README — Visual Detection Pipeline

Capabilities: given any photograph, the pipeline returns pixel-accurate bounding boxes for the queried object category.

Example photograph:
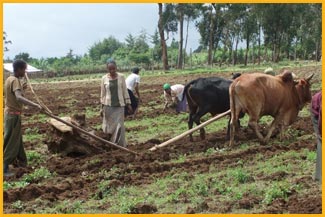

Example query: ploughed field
[4,65,322,213]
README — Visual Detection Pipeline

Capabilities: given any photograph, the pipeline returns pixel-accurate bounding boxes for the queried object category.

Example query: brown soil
[3,65,322,213]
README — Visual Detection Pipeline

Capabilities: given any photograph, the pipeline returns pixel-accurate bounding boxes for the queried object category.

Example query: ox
[183,75,242,142]
[229,71,313,146]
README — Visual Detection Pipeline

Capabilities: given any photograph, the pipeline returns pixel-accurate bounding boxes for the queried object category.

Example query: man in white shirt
[125,67,141,118]
[163,83,187,113]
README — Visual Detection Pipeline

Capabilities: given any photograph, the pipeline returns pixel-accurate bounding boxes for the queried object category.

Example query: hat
[106,58,116,65]
[163,83,171,90]
[132,67,140,74]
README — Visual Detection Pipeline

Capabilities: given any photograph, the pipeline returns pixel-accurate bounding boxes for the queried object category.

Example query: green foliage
[27,151,45,165]
[304,149,317,162]
[12,200,24,210]
[4,180,30,190]
[96,180,112,199]
[263,182,292,205]
[23,131,44,143]
[89,36,123,61]
[23,167,54,183]
[229,168,251,184]
[173,154,186,163]
[54,200,86,214]
[88,158,101,166]
[205,147,217,156]
[85,106,99,119]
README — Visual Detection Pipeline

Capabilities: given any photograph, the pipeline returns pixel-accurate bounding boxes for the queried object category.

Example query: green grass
[24,114,48,124]
[27,150,45,165]
[125,112,231,144]
[34,142,316,213]
[4,167,55,191]
[29,60,319,84]
[23,133,45,143]
[23,167,55,183]
[85,106,99,119]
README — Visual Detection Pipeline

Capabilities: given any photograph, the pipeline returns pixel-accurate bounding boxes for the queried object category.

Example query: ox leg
[229,119,235,147]
[248,118,265,144]
[193,116,205,140]
[193,106,212,140]
[229,112,241,147]
[192,110,208,140]
[264,118,282,143]
[188,113,195,142]
[226,116,239,140]
[229,118,241,147]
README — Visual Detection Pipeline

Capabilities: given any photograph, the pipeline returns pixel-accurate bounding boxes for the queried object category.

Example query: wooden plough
[25,73,138,155]
[149,110,231,151]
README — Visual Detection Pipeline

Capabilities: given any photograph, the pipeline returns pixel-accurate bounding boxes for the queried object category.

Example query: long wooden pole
[149,110,231,151]
[44,111,138,155]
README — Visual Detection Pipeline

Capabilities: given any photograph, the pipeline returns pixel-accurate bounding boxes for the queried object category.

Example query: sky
[3,3,201,59]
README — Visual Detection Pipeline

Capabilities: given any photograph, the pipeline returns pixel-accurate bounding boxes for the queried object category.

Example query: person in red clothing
[311,91,322,183]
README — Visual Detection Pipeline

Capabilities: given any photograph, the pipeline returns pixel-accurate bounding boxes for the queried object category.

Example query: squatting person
[162,83,187,114]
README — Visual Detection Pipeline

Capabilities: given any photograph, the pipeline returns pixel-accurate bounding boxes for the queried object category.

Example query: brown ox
[229,71,313,146]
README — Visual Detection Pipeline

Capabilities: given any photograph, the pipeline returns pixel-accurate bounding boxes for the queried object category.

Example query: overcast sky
[3,3,201,59]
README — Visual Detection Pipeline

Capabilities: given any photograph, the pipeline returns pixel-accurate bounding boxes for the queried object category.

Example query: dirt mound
[44,114,110,156]
[129,203,158,214]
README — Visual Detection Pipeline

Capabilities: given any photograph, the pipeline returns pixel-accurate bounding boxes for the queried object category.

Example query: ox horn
[291,72,298,79]
[305,73,314,82]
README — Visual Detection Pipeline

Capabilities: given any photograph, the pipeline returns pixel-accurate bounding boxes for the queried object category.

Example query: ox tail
[229,81,238,146]
[182,80,196,104]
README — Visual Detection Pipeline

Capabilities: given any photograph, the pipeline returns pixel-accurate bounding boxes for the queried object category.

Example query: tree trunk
[228,38,233,66]
[233,36,239,66]
[208,9,215,66]
[177,10,184,69]
[158,3,169,71]
[295,39,297,61]
[258,24,261,65]
[183,16,190,69]
[244,34,249,66]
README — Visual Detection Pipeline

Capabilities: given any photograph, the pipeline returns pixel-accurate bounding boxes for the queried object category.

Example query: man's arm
[134,83,140,101]
[14,90,41,109]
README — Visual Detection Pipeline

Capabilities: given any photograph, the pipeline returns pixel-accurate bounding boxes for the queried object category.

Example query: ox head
[295,73,314,107]
[231,72,242,80]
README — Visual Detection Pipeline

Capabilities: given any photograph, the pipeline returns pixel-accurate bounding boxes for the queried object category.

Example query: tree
[222,4,246,65]
[158,3,169,70]
[125,33,135,51]
[151,29,162,63]
[14,52,31,62]
[3,31,12,53]
[175,4,200,69]
[88,36,123,62]
[197,4,226,65]
[241,5,258,66]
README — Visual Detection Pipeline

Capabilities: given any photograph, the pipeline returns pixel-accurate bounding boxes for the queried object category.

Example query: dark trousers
[125,89,139,116]
[4,114,27,167]
[311,114,322,183]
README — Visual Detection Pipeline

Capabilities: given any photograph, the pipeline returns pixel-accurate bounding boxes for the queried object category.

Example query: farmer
[125,67,141,119]
[100,59,132,147]
[311,91,322,183]
[163,83,187,113]
[4,59,42,177]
